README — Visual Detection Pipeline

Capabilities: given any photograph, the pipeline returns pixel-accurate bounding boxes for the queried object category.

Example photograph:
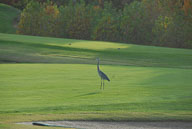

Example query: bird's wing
[100,71,110,81]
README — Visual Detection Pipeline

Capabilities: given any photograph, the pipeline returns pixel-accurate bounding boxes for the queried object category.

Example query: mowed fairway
[1,64,192,120]
[0,33,192,128]
[1,33,192,68]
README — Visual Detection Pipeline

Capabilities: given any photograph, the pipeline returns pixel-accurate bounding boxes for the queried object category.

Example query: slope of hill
[0,33,192,69]
[0,4,20,34]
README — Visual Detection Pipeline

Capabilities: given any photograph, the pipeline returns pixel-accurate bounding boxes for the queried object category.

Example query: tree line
[13,0,192,48]
[0,0,137,10]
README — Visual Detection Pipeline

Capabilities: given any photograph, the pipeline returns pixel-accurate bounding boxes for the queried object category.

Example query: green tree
[120,1,152,44]
[17,1,42,35]
[92,2,120,42]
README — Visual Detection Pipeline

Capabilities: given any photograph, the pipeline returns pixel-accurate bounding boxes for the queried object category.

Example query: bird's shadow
[74,91,101,98]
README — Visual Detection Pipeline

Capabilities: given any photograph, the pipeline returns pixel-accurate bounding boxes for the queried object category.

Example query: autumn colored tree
[16,0,192,48]
[150,0,192,48]
[17,1,60,37]
[17,1,42,35]
[41,1,60,37]
[58,0,93,39]
[183,0,192,16]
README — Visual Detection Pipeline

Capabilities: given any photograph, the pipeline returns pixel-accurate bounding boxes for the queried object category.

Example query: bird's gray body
[97,58,110,90]
[97,67,110,81]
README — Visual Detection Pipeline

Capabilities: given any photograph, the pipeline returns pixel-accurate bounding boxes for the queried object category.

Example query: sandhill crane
[96,58,110,90]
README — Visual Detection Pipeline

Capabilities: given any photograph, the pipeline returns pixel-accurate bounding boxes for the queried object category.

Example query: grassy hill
[0,33,192,69]
[0,4,20,34]
[0,33,192,129]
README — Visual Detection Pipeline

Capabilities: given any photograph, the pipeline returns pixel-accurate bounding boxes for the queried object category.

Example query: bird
[96,58,110,90]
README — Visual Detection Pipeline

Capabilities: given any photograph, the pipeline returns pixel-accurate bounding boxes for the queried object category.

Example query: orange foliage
[183,0,192,15]
[94,5,100,10]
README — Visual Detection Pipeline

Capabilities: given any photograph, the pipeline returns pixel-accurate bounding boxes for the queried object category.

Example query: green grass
[0,33,192,128]
[0,4,20,33]
[0,33,192,69]
[0,64,192,115]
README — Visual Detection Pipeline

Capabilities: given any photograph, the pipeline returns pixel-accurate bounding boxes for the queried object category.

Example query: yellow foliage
[163,16,172,29]
[107,16,111,24]
[44,5,59,18]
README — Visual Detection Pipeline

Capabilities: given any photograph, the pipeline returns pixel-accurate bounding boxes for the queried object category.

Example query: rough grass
[0,4,20,34]
[0,33,192,129]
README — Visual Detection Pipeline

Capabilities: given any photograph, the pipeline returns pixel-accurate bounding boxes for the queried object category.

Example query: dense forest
[1,0,192,48]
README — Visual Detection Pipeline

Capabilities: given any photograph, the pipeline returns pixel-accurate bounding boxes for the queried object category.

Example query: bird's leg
[103,80,104,90]
[100,78,102,90]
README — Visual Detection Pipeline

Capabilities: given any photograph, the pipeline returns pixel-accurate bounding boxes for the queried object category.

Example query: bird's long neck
[97,60,100,72]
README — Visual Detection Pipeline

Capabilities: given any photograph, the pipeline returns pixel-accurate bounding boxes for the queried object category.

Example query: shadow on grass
[74,92,102,98]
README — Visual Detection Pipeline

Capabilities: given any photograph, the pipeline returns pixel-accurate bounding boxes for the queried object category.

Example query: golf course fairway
[0,33,192,129]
